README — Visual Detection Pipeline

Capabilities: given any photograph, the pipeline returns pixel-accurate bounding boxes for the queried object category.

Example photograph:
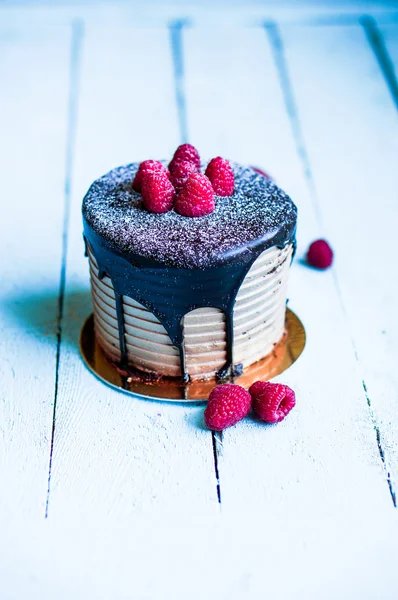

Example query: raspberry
[204,384,252,431]
[132,160,169,192]
[205,157,234,196]
[249,381,296,424]
[174,173,215,217]
[169,157,191,175]
[170,143,201,171]
[168,157,179,174]
[170,160,198,192]
[306,239,333,269]
[141,172,175,214]
[251,166,272,180]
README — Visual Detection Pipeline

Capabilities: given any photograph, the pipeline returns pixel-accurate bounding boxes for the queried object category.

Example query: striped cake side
[88,243,292,380]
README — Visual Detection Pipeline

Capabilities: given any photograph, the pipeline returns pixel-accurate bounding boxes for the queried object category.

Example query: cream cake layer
[88,243,292,380]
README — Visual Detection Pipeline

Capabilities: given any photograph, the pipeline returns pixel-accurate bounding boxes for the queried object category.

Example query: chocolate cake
[82,159,297,382]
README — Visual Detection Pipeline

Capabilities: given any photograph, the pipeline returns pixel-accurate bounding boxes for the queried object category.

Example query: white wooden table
[1,1,398,598]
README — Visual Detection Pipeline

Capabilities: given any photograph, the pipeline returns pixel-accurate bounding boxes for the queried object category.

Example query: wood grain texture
[183,24,392,513]
[1,511,398,600]
[281,21,398,505]
[0,24,70,518]
[361,17,398,110]
[379,22,398,72]
[1,2,398,32]
[381,22,398,53]
[1,3,398,598]
[47,24,218,519]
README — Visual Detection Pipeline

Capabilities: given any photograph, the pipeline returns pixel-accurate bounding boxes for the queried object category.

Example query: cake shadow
[2,286,92,352]
[185,408,208,430]
[296,256,309,268]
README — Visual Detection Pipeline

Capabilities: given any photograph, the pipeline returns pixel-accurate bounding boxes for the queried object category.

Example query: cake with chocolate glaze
[82,146,297,382]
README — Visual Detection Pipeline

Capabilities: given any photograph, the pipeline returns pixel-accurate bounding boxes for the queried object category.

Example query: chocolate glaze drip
[84,224,295,381]
[82,162,297,381]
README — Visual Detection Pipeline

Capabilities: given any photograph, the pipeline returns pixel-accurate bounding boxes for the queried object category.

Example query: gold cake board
[80,308,305,403]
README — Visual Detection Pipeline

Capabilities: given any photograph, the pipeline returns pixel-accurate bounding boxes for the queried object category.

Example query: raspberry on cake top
[83,162,296,270]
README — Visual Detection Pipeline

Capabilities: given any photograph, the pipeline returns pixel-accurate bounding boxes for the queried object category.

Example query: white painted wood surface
[0,24,70,519]
[281,20,398,504]
[47,23,218,521]
[1,3,398,599]
[184,23,393,513]
[381,22,398,64]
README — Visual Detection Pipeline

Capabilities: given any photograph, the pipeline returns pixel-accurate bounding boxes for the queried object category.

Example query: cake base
[79,309,305,403]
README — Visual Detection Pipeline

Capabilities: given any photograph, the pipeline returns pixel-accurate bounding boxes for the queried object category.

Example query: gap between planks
[265,20,396,507]
[45,19,84,519]
[360,15,398,111]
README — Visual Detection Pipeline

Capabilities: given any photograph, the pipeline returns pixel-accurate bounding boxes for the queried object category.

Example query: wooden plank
[1,3,398,33]
[0,24,71,518]
[47,23,218,519]
[0,9,397,600]
[362,17,398,110]
[2,511,398,600]
[378,22,398,69]
[183,24,391,513]
[280,21,398,506]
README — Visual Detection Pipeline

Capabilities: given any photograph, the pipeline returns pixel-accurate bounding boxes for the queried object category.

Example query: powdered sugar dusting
[82,162,297,269]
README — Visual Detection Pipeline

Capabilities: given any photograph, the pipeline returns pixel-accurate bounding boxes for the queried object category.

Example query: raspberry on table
[204,384,252,431]
[142,172,176,214]
[170,143,201,171]
[132,160,169,192]
[205,157,235,196]
[306,239,334,269]
[170,160,198,192]
[175,172,215,217]
[249,381,296,424]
